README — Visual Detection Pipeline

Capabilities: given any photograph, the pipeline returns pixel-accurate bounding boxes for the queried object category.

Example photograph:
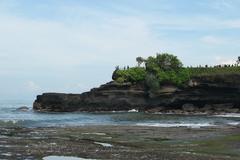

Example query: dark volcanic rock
[33,74,240,113]
[182,104,198,112]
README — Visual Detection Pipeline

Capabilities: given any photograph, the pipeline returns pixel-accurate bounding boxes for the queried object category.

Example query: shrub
[116,77,125,84]
[112,67,146,83]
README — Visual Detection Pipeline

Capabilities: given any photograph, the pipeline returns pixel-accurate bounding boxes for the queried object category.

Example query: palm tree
[136,57,145,67]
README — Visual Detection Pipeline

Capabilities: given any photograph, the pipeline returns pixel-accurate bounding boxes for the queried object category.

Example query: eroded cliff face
[33,82,148,112]
[33,74,240,113]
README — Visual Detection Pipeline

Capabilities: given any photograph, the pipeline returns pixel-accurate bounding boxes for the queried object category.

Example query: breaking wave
[214,113,240,118]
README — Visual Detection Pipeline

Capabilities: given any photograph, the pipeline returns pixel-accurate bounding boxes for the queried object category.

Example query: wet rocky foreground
[0,125,240,160]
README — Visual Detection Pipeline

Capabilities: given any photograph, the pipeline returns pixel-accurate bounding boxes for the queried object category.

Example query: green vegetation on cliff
[189,66,240,76]
[112,53,240,91]
[112,53,190,90]
[112,67,146,83]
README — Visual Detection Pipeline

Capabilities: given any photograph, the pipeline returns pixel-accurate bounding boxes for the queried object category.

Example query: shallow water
[0,100,240,128]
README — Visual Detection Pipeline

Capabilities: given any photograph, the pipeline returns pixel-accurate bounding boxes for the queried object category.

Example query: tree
[112,53,189,88]
[136,57,145,67]
[155,53,183,71]
[145,56,159,73]
[237,56,240,66]
[145,53,183,73]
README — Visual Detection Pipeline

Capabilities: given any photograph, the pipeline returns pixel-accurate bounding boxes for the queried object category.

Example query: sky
[0,0,240,100]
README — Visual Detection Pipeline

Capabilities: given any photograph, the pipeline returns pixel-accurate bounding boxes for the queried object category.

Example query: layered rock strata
[33,74,240,113]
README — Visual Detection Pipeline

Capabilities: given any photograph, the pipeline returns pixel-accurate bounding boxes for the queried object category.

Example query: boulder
[202,104,213,111]
[225,108,239,113]
[145,107,165,113]
[212,103,234,111]
[182,104,197,112]
[17,106,29,112]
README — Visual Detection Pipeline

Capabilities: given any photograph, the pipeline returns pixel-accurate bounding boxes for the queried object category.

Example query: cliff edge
[33,74,240,114]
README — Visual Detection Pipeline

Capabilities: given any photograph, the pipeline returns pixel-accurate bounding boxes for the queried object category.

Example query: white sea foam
[128,109,138,112]
[0,119,21,127]
[2,119,19,124]
[136,123,215,128]
[227,122,240,126]
[0,145,12,147]
[43,156,97,160]
[1,153,12,156]
[94,142,113,147]
[214,113,240,118]
[111,111,125,113]
[82,132,106,136]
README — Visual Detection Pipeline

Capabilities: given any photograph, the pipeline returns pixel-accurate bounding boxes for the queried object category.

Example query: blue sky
[0,0,240,100]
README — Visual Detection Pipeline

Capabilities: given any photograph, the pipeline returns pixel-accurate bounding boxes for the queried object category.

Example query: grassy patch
[190,134,240,157]
[189,66,240,77]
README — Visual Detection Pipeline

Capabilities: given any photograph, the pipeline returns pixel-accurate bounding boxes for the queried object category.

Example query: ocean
[0,100,240,128]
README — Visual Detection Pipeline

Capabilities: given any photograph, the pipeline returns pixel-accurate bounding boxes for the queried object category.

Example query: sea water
[0,100,240,128]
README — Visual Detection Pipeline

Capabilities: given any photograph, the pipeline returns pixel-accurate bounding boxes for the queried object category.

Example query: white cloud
[0,10,165,98]
[25,81,41,92]
[201,36,225,45]
[224,19,240,28]
[215,56,236,65]
[151,16,240,31]
[0,1,240,99]
[212,0,234,11]
[0,13,162,72]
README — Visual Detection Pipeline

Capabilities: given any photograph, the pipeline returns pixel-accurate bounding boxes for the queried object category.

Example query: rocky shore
[33,74,240,113]
[1,125,240,160]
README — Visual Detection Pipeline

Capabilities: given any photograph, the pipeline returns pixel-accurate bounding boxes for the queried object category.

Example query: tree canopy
[112,53,190,91]
[136,57,145,67]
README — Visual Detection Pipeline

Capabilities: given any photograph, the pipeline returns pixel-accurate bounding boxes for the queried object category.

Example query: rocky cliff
[33,74,240,113]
